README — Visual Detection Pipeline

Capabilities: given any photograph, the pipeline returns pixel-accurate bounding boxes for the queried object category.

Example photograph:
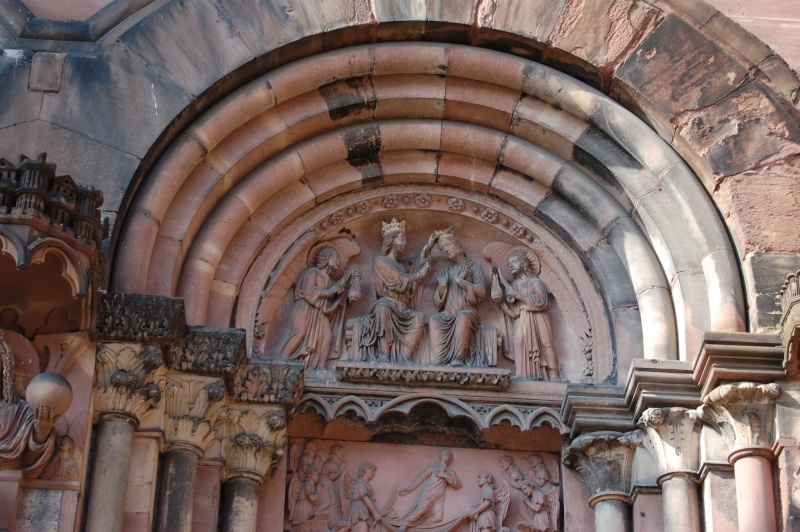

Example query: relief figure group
[272,218,566,382]
[287,441,560,532]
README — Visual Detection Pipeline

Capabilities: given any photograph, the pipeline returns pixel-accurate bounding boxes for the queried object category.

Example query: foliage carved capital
[700,381,780,450]
[94,342,164,424]
[163,374,226,455]
[563,431,641,506]
[221,405,287,484]
[638,407,702,476]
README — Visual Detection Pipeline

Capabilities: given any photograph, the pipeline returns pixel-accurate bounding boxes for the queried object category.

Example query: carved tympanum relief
[250,189,600,386]
[285,439,561,532]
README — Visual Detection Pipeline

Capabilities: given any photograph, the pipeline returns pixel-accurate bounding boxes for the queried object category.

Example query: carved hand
[32,404,57,443]
[437,269,448,286]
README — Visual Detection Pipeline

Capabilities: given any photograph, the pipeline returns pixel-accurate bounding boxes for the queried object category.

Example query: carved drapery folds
[221,406,287,484]
[563,431,640,506]
[163,375,225,455]
[638,407,702,479]
[700,381,781,450]
[94,343,164,424]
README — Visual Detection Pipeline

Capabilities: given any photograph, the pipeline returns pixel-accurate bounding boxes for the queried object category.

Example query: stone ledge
[335,361,511,390]
[623,359,701,419]
[693,331,783,396]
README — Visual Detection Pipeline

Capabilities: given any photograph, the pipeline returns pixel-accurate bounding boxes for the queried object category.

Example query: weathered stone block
[474,0,563,44]
[215,0,322,55]
[617,15,749,119]
[28,52,65,93]
[586,241,639,309]
[743,252,800,331]
[536,193,605,252]
[0,49,41,128]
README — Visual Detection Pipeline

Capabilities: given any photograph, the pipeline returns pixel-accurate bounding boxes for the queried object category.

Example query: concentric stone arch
[112,42,746,376]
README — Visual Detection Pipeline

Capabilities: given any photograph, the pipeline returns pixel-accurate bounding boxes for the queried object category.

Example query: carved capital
[168,327,245,376]
[94,343,164,425]
[94,292,186,344]
[234,360,304,407]
[163,374,226,455]
[638,407,702,478]
[700,381,781,450]
[221,405,287,484]
[563,431,640,506]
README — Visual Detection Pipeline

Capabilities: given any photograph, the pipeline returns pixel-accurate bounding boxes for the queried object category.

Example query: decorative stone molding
[94,292,186,345]
[638,407,702,480]
[221,406,287,484]
[234,360,304,407]
[336,361,511,389]
[780,271,800,377]
[163,375,226,455]
[563,431,641,506]
[561,385,634,438]
[700,382,781,450]
[693,332,783,397]
[168,327,245,376]
[94,343,164,424]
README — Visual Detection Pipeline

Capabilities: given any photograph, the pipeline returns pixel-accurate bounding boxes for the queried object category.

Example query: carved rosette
[638,407,702,481]
[221,406,287,484]
[163,375,226,455]
[169,327,245,376]
[94,292,186,344]
[563,431,641,506]
[700,382,781,451]
[235,360,304,406]
[94,343,164,424]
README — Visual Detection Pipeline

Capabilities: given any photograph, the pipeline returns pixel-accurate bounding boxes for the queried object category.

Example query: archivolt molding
[298,392,567,433]
[113,42,746,367]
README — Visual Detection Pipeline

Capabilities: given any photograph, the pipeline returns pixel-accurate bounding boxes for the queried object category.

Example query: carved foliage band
[168,327,245,376]
[94,343,164,423]
[94,292,186,344]
[235,360,304,406]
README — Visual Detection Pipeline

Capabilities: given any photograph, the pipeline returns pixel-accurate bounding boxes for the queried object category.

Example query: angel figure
[292,468,322,527]
[314,445,348,527]
[279,239,362,369]
[517,480,550,532]
[488,248,565,382]
[342,463,383,532]
[498,456,526,526]
[467,472,498,532]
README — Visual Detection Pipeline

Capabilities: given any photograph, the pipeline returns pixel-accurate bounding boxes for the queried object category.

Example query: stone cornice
[336,361,511,390]
[221,405,287,484]
[561,385,634,438]
[700,381,781,451]
[163,374,226,455]
[638,407,702,476]
[693,332,783,396]
[94,342,164,426]
[624,359,701,419]
[563,431,641,506]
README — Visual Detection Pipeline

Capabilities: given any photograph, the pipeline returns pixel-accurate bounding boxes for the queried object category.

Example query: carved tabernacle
[246,188,604,391]
[285,439,561,532]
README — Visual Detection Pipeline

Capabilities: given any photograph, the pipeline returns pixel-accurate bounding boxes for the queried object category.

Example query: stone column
[701,382,781,532]
[155,375,225,532]
[563,431,640,532]
[219,405,287,532]
[638,407,703,532]
[85,343,164,532]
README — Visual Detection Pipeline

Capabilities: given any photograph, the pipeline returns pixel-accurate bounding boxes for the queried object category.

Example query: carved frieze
[700,381,781,450]
[94,292,186,345]
[163,374,225,455]
[638,407,702,478]
[221,405,287,484]
[94,342,164,423]
[168,327,245,376]
[235,360,304,406]
[285,439,561,532]
[563,431,640,505]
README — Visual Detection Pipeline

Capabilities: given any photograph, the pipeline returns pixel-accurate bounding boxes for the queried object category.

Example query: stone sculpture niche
[253,201,596,384]
[285,439,561,532]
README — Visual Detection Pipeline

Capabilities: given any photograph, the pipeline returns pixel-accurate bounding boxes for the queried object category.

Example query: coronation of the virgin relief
[2,1,800,532]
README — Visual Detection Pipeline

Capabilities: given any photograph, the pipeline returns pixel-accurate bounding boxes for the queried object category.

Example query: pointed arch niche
[112,43,746,391]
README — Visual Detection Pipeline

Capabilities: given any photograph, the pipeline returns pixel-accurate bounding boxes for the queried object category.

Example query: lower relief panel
[284,439,562,532]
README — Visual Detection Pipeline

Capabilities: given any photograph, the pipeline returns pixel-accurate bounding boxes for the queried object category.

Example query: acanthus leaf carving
[638,407,702,476]
[235,360,304,407]
[169,327,245,376]
[563,431,641,505]
[222,406,287,483]
[163,375,226,454]
[700,381,781,450]
[94,343,164,423]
